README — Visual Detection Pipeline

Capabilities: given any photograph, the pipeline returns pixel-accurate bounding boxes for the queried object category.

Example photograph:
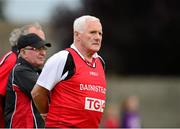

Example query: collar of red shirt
[71,43,98,67]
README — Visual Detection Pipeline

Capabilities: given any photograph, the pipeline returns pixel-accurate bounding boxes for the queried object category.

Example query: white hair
[9,22,42,47]
[73,15,100,33]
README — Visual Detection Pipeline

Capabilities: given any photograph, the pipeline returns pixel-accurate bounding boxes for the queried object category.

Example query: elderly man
[0,23,45,127]
[31,15,106,128]
[4,33,51,128]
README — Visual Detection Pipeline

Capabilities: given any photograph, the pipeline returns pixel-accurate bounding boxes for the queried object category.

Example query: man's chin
[37,62,45,67]
[92,47,100,51]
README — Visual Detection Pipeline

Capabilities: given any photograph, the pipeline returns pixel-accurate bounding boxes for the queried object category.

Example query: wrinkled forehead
[84,20,102,31]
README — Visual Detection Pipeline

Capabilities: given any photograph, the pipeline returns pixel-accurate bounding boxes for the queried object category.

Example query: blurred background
[1,0,180,127]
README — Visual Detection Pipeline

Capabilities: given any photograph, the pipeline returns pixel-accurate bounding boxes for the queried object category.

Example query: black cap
[17,33,51,50]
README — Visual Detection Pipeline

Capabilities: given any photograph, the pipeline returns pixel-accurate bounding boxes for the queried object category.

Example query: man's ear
[74,31,81,41]
[19,48,26,57]
[74,31,79,37]
[21,49,25,53]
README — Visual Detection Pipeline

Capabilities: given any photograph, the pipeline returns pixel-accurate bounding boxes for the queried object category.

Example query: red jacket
[0,51,17,96]
[0,50,18,128]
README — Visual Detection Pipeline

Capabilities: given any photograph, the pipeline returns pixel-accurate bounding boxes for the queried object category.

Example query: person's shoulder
[97,55,106,70]
[4,52,17,64]
[14,62,30,73]
[0,51,17,66]
[47,50,69,61]
[97,55,105,64]
[44,50,70,67]
[54,49,69,57]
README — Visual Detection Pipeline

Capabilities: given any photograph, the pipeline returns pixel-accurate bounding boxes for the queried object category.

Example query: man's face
[20,27,47,67]
[78,20,103,54]
[21,46,47,68]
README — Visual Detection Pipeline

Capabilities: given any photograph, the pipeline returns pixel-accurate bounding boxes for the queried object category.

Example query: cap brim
[31,41,51,48]
[45,42,51,47]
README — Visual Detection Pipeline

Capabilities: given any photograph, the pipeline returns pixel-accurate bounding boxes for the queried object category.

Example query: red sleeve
[0,52,17,96]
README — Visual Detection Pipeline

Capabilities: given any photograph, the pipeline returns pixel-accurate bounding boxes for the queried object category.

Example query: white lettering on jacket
[85,97,105,112]
[80,84,106,94]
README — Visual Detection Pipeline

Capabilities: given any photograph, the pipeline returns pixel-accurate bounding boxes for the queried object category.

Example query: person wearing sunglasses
[4,33,51,128]
[0,23,45,127]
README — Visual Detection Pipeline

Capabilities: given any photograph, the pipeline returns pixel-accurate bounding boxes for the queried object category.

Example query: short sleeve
[36,50,69,91]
